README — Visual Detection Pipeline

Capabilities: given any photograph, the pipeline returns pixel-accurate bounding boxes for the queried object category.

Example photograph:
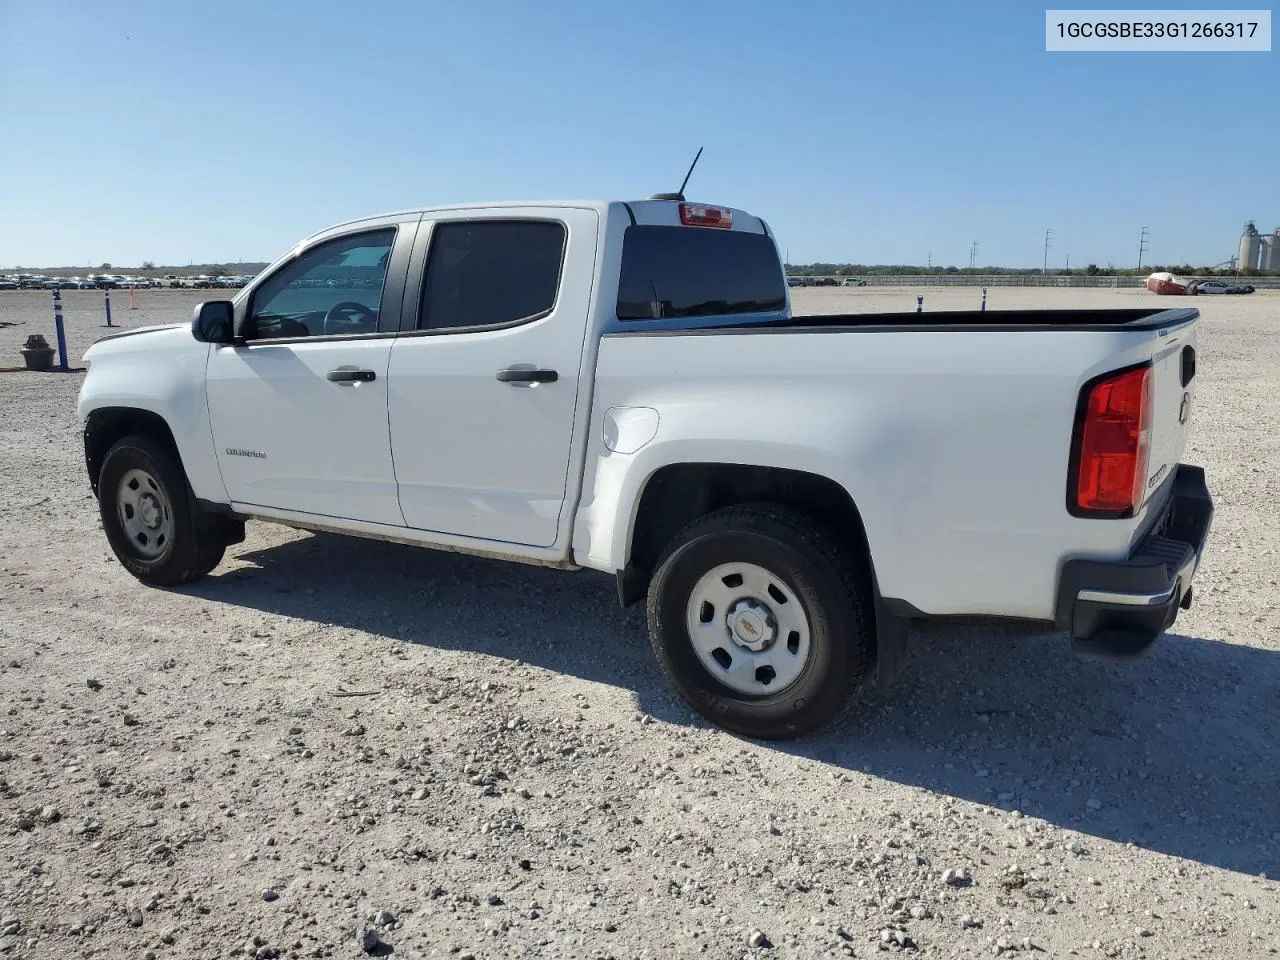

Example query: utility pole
[927,251,932,269]
[1043,229,1053,274]
[1065,254,1070,271]
[1137,226,1149,271]
[969,241,980,270]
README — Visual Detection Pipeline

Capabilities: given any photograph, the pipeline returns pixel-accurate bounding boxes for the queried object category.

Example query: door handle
[327,368,376,383]
[495,367,558,384]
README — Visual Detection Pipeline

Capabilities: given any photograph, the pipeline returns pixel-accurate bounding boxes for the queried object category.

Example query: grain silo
[1260,228,1280,272]
[1239,221,1261,270]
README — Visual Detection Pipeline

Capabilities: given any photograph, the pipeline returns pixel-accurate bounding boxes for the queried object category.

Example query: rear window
[616,225,786,321]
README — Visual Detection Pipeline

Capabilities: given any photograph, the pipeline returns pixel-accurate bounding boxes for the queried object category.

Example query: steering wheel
[323,300,378,335]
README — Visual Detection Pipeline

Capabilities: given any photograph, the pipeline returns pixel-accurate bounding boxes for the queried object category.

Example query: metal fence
[798,274,1280,289]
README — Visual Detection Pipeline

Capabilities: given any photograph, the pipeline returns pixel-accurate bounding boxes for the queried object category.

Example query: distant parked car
[77,278,100,289]
[0,278,17,290]
[1190,280,1254,295]
[842,278,868,286]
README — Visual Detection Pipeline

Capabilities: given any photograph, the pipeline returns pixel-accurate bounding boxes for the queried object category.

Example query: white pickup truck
[77,196,1214,739]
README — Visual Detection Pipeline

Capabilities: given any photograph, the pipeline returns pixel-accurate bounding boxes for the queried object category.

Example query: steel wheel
[684,561,812,696]
[647,504,875,739]
[116,467,173,559]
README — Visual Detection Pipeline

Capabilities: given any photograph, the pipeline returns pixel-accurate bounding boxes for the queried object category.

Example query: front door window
[248,229,396,339]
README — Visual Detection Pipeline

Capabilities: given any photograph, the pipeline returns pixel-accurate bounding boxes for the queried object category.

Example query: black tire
[97,434,227,586]
[645,503,875,740]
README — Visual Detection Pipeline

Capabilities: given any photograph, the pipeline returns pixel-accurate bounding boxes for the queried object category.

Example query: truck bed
[591,300,1200,621]
[737,307,1198,333]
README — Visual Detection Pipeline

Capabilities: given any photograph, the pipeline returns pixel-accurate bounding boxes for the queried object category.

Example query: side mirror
[190,301,236,344]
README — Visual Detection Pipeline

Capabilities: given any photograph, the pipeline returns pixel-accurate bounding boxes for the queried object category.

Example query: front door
[206,223,414,527]
[386,209,598,547]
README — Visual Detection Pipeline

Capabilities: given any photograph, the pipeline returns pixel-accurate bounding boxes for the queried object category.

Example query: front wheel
[645,504,875,740]
[97,435,227,585]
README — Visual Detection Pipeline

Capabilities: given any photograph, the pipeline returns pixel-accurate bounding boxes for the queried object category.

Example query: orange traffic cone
[129,286,138,310]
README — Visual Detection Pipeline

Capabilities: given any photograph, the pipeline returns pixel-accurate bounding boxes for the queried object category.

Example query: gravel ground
[0,286,1277,960]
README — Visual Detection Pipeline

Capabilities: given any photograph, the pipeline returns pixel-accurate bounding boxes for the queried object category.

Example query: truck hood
[92,321,187,344]
[82,323,192,363]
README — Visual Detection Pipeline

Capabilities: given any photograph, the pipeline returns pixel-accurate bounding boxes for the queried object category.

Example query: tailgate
[1141,323,1198,509]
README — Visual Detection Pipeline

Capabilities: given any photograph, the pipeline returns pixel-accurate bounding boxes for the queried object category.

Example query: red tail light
[1070,364,1153,517]
[679,203,733,228]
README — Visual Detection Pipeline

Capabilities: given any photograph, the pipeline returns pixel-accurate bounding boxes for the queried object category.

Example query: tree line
[5,262,270,278]
[785,263,1279,277]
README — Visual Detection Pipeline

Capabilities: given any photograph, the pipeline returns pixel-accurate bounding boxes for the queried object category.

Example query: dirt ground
[0,286,1277,960]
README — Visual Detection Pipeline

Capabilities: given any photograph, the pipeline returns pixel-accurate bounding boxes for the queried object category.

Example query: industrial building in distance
[1240,221,1280,272]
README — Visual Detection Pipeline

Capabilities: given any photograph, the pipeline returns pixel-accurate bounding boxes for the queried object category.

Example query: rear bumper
[1056,464,1213,659]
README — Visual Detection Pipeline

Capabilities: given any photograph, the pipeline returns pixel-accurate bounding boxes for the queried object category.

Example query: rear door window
[418,220,566,331]
[616,225,787,321]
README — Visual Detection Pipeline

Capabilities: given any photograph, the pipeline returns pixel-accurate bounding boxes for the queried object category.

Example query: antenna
[650,147,704,201]
[677,146,703,198]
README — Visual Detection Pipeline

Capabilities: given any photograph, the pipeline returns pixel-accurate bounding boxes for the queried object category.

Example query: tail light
[679,203,733,228]
[1069,363,1153,517]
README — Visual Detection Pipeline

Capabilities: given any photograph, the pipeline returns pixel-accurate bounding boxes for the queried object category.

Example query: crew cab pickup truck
[77,197,1214,739]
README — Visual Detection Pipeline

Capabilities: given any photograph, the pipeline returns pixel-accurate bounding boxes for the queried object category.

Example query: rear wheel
[98,435,227,585]
[646,504,875,740]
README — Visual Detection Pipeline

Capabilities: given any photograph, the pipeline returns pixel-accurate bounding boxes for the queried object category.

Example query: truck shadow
[189,531,1278,879]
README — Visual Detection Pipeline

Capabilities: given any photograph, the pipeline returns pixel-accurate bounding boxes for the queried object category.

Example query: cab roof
[310,199,770,242]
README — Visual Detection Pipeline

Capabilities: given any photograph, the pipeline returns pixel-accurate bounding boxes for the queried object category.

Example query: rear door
[386,207,599,547]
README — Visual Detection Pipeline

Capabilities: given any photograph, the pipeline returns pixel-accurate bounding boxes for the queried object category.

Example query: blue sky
[1,0,1275,268]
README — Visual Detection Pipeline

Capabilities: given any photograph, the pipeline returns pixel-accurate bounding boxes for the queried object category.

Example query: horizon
[2,1,1276,268]
[5,258,1277,278]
